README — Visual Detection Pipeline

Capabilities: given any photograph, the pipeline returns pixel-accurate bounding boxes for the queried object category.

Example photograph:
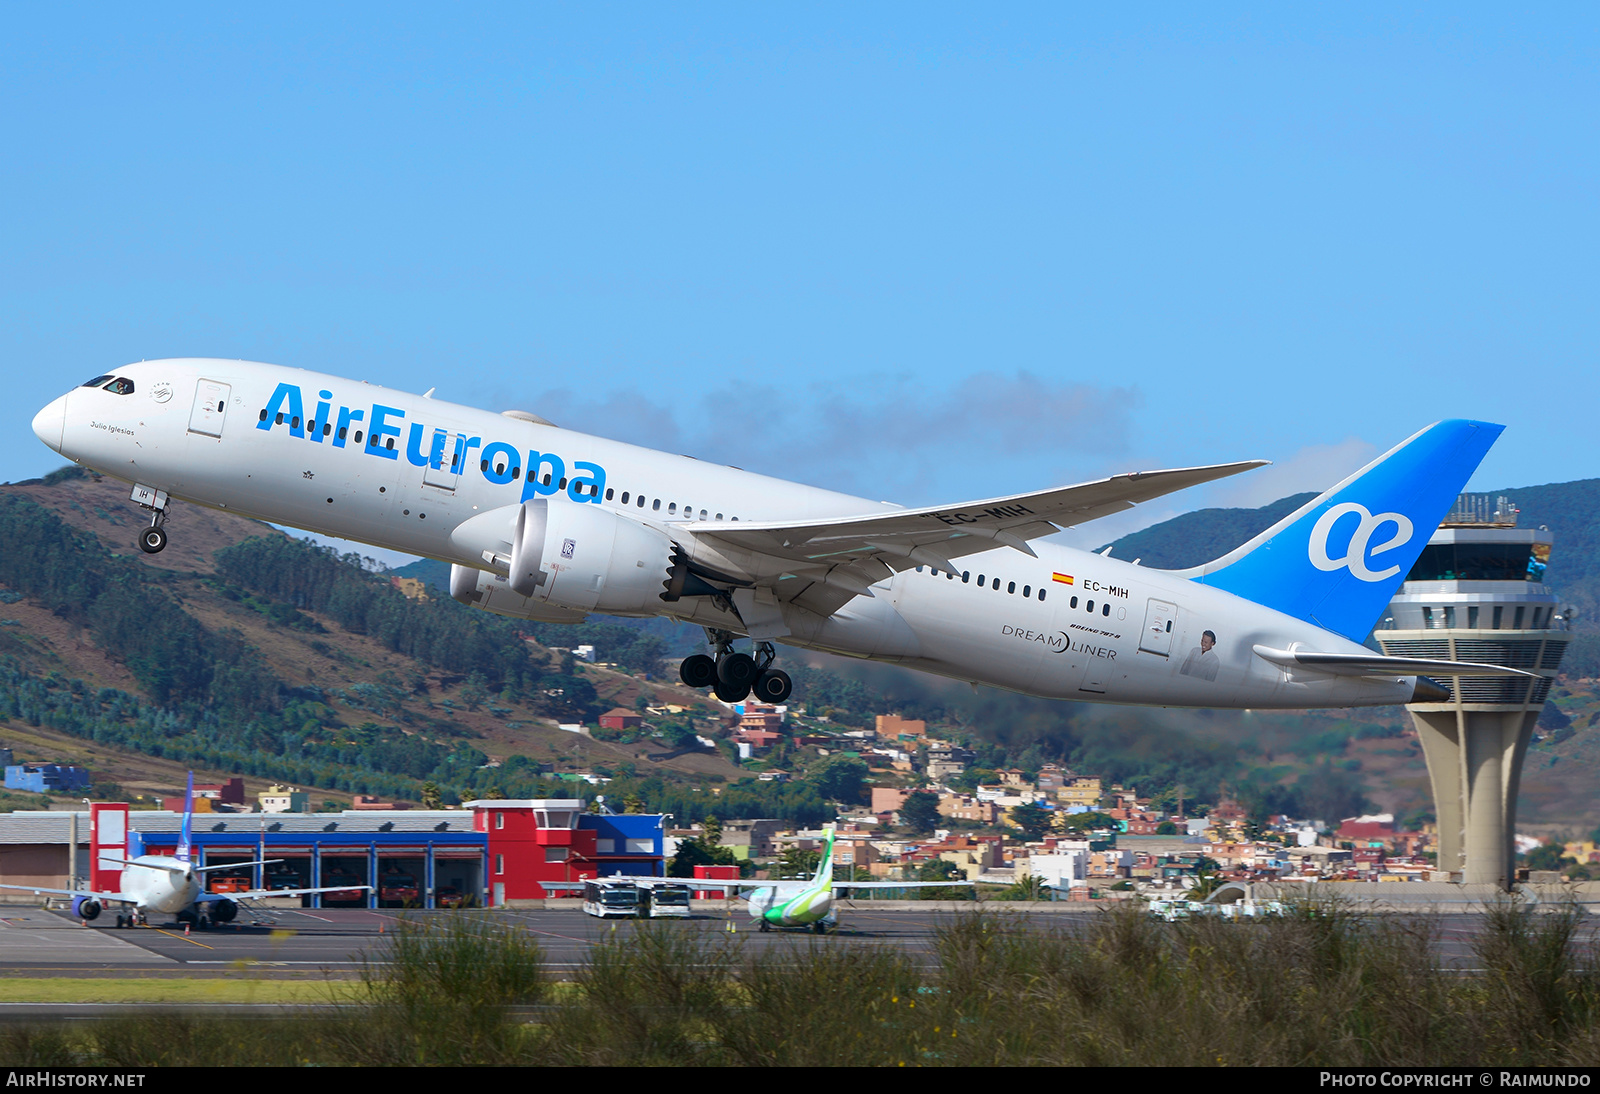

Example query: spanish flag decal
[1052,573,1073,585]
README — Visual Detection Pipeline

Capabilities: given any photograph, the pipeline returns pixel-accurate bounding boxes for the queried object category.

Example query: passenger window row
[915,565,1047,602]
[249,416,743,518]
[602,488,737,522]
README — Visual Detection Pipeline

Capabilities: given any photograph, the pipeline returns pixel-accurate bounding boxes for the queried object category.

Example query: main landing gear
[679,630,793,704]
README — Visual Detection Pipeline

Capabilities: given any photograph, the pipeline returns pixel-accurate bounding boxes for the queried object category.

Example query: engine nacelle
[449,564,590,623]
[455,500,678,617]
[209,898,238,924]
[71,896,101,921]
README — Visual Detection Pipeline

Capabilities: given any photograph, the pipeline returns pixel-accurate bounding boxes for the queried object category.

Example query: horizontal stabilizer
[1252,645,1540,679]
[198,884,373,902]
[195,859,282,873]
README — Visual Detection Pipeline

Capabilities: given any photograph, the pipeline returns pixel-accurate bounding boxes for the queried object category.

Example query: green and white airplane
[732,825,973,933]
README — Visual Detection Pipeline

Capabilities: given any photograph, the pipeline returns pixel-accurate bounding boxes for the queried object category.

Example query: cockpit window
[80,375,115,387]
[104,378,135,395]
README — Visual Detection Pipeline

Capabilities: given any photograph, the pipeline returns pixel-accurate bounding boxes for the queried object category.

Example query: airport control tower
[1374,495,1570,890]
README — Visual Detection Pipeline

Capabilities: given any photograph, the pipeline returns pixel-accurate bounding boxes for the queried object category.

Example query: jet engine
[452,500,680,617]
[209,898,238,924]
[448,565,591,623]
[71,896,101,921]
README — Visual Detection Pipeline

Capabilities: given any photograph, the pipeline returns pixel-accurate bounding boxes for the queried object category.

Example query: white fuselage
[33,359,1412,710]
[117,855,201,916]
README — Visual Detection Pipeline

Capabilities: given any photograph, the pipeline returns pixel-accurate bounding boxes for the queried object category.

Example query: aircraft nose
[32,394,67,453]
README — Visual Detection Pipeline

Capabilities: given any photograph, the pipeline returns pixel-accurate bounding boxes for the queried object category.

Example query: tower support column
[1411,708,1537,888]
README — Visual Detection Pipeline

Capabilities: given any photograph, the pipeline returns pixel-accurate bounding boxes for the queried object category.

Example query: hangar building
[0,798,664,909]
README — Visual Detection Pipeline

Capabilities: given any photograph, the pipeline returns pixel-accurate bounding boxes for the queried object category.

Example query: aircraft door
[187,379,231,438]
[422,431,462,492]
[1139,599,1177,657]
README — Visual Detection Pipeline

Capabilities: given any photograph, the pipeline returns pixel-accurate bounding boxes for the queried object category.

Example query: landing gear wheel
[679,654,717,689]
[758,920,770,933]
[813,921,828,935]
[713,679,751,703]
[753,669,792,704]
[138,527,168,554]
[717,653,759,690]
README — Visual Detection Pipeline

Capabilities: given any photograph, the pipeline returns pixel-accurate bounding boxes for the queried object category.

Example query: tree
[420,781,443,810]
[701,814,723,847]
[1009,802,1052,840]
[668,838,737,877]
[916,858,972,900]
[810,758,869,804]
[460,672,489,713]
[1186,871,1224,901]
[996,874,1048,901]
[777,846,821,878]
[899,790,942,835]
[1059,810,1118,834]
[1523,843,1567,872]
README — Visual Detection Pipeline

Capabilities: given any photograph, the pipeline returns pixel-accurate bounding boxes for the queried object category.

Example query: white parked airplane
[32,359,1531,708]
[0,773,370,927]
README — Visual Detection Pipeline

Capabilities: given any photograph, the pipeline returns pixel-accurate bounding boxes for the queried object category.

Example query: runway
[0,899,1586,979]
[0,903,974,975]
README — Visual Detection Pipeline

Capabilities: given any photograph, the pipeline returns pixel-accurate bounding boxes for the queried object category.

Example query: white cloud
[527,371,1141,499]
[1210,437,1379,509]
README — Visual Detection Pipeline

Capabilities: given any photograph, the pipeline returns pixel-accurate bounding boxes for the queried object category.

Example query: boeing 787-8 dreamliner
[31,360,1530,710]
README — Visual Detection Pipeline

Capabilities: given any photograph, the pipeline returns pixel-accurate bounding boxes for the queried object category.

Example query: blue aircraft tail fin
[176,771,194,863]
[1185,420,1503,641]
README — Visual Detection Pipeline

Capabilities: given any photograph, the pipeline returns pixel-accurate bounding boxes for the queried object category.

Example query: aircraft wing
[198,885,373,902]
[655,878,976,892]
[0,883,132,904]
[683,461,1265,619]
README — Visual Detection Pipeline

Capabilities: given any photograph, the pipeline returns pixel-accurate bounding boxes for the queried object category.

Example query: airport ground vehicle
[379,872,420,907]
[583,879,642,918]
[644,882,692,918]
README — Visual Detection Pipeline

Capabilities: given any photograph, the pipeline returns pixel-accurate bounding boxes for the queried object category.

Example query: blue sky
[4,7,1596,556]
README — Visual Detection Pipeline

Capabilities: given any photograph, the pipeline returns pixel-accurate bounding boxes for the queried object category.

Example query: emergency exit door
[188,379,231,438]
[1139,599,1177,657]
[422,431,462,492]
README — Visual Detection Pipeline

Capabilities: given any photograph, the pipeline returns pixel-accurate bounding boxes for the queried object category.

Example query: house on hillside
[599,708,643,731]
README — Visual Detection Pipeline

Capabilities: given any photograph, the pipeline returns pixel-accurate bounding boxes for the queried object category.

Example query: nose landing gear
[130,483,171,554]
[678,630,793,704]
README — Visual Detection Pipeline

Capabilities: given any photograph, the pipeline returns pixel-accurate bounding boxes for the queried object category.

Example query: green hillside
[1099,492,1317,569]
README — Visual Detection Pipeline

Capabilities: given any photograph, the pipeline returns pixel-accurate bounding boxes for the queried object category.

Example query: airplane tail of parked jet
[1184,419,1503,642]
[175,771,194,863]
